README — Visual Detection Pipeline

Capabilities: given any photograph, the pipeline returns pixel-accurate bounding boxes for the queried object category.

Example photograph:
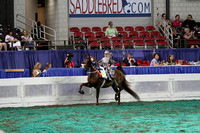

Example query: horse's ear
[88,54,91,60]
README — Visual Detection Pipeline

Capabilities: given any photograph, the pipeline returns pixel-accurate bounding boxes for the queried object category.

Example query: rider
[99,50,115,80]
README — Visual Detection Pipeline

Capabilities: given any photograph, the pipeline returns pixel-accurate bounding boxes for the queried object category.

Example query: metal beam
[166,0,170,20]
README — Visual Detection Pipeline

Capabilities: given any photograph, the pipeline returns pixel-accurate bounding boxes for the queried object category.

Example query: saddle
[99,67,115,81]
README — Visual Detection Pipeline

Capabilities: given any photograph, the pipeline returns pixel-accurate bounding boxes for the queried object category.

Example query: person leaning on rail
[43,62,52,73]
[32,62,42,77]
[122,53,138,66]
[167,54,176,65]
[150,53,163,66]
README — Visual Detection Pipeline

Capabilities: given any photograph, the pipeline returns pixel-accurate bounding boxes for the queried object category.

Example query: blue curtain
[0,49,200,71]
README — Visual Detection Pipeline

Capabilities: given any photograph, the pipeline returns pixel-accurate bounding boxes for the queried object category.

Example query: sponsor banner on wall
[69,0,151,17]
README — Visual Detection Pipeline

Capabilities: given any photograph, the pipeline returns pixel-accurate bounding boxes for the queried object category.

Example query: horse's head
[84,54,98,72]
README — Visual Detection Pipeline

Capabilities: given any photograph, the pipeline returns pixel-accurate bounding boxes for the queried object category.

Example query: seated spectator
[32,62,42,77]
[182,14,196,30]
[150,53,162,66]
[122,53,138,66]
[108,52,116,67]
[105,21,118,38]
[43,63,52,72]
[21,30,36,50]
[167,54,176,65]
[183,28,198,48]
[173,14,182,28]
[0,40,7,51]
[64,52,74,68]
[173,28,181,48]
[5,31,22,50]
[158,13,172,27]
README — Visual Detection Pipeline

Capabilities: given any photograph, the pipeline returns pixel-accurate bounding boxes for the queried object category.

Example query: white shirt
[5,35,14,43]
[21,36,33,43]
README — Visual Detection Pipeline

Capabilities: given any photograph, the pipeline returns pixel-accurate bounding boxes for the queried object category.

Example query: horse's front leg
[94,87,100,106]
[78,82,91,94]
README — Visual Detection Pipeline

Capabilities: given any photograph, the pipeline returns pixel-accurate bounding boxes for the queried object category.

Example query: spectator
[32,62,42,77]
[43,63,52,72]
[64,53,74,68]
[5,31,22,50]
[173,14,182,28]
[167,54,176,65]
[150,53,162,66]
[107,52,116,67]
[158,13,172,27]
[122,53,138,66]
[182,14,196,30]
[158,13,172,36]
[21,30,36,50]
[33,21,44,39]
[183,28,198,48]
[0,40,7,51]
[105,21,118,38]
[173,28,181,48]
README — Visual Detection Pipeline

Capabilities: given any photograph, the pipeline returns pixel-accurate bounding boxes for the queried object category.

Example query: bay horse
[78,55,140,105]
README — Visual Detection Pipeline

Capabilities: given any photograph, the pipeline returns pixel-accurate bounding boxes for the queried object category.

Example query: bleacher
[70,26,168,50]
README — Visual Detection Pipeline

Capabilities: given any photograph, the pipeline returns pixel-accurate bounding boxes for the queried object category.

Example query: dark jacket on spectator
[182,19,196,30]
[122,59,138,66]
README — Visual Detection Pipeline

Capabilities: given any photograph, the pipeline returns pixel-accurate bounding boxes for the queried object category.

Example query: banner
[69,0,151,17]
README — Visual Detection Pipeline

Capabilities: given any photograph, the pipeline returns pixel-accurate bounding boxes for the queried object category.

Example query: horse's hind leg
[116,86,124,105]
[112,85,119,101]
[78,82,91,94]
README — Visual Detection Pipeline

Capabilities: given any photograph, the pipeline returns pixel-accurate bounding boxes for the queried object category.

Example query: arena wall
[0,74,200,108]
[45,0,69,44]
[14,0,26,29]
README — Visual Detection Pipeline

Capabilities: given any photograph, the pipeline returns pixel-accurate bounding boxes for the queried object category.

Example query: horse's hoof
[78,90,85,94]
[94,103,99,106]
[115,96,118,101]
[115,94,118,101]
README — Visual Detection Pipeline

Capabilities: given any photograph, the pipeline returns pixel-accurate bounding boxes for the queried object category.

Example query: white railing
[16,14,57,49]
[16,14,38,38]
[40,24,57,47]
[0,74,200,108]
[158,21,173,48]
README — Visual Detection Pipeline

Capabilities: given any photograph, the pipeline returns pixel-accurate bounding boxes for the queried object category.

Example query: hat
[104,50,110,54]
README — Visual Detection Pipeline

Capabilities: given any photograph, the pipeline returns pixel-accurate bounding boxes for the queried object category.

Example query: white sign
[69,0,151,17]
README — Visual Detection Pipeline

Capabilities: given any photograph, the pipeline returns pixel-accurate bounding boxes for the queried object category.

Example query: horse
[78,55,140,105]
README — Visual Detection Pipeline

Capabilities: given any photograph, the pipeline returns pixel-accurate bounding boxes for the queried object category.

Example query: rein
[91,63,102,77]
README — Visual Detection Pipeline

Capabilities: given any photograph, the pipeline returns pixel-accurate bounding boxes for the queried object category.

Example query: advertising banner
[69,0,151,17]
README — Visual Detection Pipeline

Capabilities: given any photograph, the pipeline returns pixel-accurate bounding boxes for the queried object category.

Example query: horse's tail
[122,79,140,101]
[116,65,125,75]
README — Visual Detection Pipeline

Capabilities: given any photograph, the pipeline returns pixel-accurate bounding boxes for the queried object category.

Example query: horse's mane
[86,55,99,67]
